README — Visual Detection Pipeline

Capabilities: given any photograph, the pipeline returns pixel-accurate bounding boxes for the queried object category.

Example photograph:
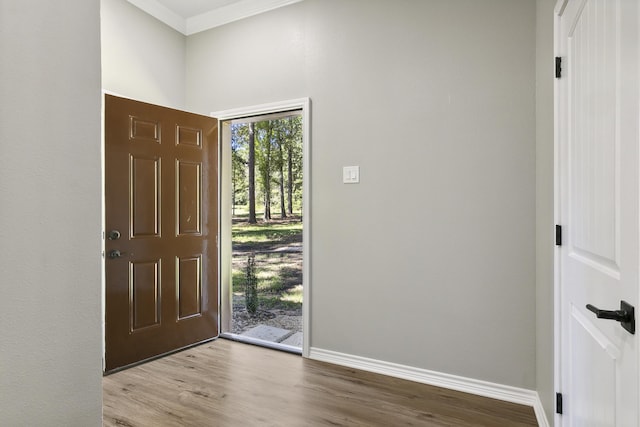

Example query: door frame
[553,1,564,425]
[212,98,311,358]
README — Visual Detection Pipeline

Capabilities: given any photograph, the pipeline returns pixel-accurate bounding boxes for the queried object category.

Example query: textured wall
[101,0,187,109]
[187,0,537,389]
[0,0,103,424]
[536,0,557,423]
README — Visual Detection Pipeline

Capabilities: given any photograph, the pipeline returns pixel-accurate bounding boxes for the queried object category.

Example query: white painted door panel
[557,0,639,425]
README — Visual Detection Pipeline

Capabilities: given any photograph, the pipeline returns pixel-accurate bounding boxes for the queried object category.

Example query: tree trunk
[248,122,257,223]
[264,189,271,220]
[232,179,236,216]
[279,143,286,219]
[287,145,293,215]
[262,122,272,221]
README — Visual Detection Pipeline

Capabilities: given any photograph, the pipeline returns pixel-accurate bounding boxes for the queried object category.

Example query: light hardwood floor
[103,339,538,426]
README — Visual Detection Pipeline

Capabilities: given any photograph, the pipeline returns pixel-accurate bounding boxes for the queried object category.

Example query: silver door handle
[108,250,122,259]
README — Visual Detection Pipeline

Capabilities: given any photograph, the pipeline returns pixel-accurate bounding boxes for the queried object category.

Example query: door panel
[557,0,638,425]
[177,255,202,319]
[130,259,161,331]
[569,306,617,426]
[105,94,218,372]
[177,161,202,235]
[131,155,161,238]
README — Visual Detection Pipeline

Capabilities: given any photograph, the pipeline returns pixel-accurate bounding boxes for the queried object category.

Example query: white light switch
[343,166,360,184]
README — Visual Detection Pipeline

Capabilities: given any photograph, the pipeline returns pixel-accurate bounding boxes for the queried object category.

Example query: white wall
[0,0,103,425]
[101,0,186,109]
[187,0,537,389]
[536,0,556,422]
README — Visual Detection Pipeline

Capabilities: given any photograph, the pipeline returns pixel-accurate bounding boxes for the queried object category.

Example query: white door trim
[212,98,311,358]
[553,2,565,425]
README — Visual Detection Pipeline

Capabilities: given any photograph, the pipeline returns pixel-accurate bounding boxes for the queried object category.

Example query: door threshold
[221,332,302,355]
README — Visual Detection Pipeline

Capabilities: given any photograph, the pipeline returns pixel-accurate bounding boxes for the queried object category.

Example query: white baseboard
[308,347,550,427]
[532,396,551,427]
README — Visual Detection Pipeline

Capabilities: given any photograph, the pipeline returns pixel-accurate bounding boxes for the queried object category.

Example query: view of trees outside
[230,115,304,340]
[231,115,303,220]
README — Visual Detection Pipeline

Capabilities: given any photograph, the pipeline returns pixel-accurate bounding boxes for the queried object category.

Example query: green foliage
[245,254,258,314]
[230,115,303,217]
[231,123,249,209]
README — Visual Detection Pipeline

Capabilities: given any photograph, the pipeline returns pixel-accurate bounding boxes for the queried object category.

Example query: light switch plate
[343,166,360,184]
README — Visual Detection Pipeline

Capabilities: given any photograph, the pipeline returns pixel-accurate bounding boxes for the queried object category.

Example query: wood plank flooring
[103,339,538,426]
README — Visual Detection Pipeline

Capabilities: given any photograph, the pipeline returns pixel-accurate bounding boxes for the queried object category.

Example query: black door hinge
[555,57,562,78]
[555,225,562,246]
[556,392,563,414]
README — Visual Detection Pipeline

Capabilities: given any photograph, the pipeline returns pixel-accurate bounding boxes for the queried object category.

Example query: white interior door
[556,0,639,425]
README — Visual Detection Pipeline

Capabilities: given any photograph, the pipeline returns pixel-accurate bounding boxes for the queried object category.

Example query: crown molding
[186,0,303,35]
[127,0,186,34]
[127,0,304,36]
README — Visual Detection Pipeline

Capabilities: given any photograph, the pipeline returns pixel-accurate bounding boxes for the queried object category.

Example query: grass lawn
[232,220,302,246]
[231,210,303,313]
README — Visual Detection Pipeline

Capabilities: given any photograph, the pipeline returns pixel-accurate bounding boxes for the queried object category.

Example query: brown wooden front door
[104,94,218,372]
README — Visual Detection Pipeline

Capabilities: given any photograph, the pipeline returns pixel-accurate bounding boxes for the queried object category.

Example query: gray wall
[187,0,537,389]
[536,0,556,422]
[0,0,554,424]
[0,0,103,425]
[101,0,187,108]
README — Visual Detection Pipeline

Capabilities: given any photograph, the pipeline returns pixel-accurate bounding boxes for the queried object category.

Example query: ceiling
[153,0,243,19]
[127,0,304,35]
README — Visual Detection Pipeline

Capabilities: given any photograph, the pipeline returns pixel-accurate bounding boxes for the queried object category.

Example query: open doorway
[216,99,310,356]
[228,112,303,351]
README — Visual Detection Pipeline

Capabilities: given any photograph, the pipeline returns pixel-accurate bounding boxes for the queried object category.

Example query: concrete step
[280,332,303,347]
[241,325,292,342]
